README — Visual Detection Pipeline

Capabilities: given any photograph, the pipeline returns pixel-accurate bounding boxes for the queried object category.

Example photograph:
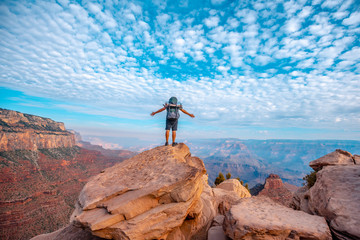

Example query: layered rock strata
[0,108,75,151]
[292,149,360,240]
[72,143,208,239]
[224,196,332,239]
[257,173,295,207]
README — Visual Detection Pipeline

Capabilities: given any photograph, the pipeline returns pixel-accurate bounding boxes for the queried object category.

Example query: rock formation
[0,110,132,240]
[223,196,331,239]
[215,179,251,198]
[256,173,296,207]
[0,108,75,151]
[309,149,355,171]
[71,143,209,239]
[292,149,360,240]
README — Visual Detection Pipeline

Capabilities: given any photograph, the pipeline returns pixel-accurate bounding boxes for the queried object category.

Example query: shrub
[226,172,231,179]
[214,172,225,185]
[303,171,317,188]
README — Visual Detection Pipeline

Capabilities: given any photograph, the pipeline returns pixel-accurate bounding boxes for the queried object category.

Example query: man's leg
[165,130,170,145]
[172,130,176,144]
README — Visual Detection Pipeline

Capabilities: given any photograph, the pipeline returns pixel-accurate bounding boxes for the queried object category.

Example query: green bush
[303,171,317,188]
[214,172,225,185]
[226,172,231,179]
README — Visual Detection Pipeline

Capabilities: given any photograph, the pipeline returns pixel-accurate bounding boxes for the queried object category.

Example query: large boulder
[309,149,355,171]
[308,165,360,239]
[293,149,360,240]
[215,179,251,198]
[71,143,208,240]
[224,196,331,239]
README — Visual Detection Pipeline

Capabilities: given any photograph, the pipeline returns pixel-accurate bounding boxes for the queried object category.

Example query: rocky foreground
[292,149,360,240]
[31,143,358,240]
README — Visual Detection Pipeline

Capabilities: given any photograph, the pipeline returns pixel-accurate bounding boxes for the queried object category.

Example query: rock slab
[309,149,355,171]
[73,143,207,240]
[224,196,331,240]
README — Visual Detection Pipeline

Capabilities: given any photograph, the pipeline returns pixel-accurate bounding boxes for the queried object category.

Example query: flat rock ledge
[309,149,356,171]
[224,196,332,240]
[72,143,207,240]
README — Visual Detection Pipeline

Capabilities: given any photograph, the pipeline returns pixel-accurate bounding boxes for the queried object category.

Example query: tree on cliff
[226,172,231,179]
[214,172,225,185]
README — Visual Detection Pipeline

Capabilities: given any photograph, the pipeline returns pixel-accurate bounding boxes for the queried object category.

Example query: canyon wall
[0,109,132,240]
[0,108,75,151]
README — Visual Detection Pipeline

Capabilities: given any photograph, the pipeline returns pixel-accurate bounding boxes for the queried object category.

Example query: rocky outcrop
[257,174,295,207]
[71,143,209,240]
[292,149,360,240]
[0,108,75,151]
[215,179,251,198]
[224,196,332,239]
[309,149,355,171]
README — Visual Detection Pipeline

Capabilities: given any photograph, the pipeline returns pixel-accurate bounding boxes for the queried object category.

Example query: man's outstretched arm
[180,108,195,118]
[151,107,166,116]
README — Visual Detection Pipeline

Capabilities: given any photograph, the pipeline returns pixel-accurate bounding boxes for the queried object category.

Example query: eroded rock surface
[293,149,360,240]
[257,174,294,207]
[215,179,251,198]
[224,196,331,240]
[309,149,355,171]
[308,165,360,239]
[72,143,207,240]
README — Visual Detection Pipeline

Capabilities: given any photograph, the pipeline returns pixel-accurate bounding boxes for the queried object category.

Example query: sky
[1,0,360,148]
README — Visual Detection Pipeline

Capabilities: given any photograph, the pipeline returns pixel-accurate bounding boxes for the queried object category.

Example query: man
[151,97,195,146]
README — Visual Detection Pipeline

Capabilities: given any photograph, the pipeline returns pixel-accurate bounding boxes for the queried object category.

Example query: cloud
[204,16,220,28]
[342,11,360,25]
[0,0,360,139]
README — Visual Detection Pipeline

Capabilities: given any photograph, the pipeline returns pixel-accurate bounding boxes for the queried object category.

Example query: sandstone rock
[73,143,207,240]
[208,226,227,240]
[291,186,312,214]
[257,174,294,207]
[308,165,360,240]
[354,154,360,164]
[31,224,103,240]
[309,149,355,171]
[215,179,251,198]
[224,196,331,240]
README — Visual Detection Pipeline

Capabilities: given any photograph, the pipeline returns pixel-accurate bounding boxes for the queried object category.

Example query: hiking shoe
[165,142,169,146]
[172,142,178,147]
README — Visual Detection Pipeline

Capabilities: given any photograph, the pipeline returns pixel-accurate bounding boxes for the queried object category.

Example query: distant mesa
[0,108,75,151]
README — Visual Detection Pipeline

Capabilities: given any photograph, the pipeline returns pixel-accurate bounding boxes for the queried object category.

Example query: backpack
[166,97,181,120]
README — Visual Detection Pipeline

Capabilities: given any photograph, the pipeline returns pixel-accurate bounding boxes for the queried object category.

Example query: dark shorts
[166,119,178,131]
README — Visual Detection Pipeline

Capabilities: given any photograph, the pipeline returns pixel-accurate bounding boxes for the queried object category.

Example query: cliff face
[0,108,75,151]
[0,109,133,240]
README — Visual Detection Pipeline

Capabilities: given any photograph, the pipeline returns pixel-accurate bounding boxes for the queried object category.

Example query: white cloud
[204,16,220,28]
[286,18,301,33]
[1,0,360,138]
[321,0,342,8]
[342,11,360,25]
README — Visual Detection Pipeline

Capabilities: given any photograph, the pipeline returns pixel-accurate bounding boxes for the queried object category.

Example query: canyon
[0,109,133,240]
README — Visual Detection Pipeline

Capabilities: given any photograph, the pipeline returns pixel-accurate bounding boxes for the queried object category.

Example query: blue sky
[1,0,360,148]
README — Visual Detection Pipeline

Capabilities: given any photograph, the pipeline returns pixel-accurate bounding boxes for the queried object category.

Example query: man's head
[169,97,178,105]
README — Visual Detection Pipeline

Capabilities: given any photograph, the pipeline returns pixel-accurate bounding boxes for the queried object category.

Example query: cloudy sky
[1,0,360,147]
